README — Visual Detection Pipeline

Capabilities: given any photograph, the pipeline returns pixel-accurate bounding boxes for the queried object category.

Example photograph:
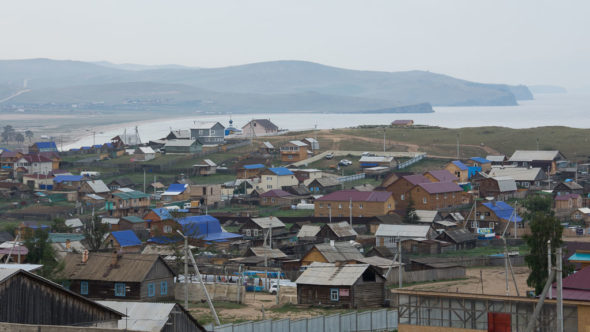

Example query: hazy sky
[1,1,588,90]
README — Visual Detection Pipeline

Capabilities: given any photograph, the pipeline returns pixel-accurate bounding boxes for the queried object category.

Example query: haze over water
[64,93,590,150]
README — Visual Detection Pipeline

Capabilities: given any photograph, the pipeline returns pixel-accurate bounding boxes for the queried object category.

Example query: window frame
[80,281,88,295]
[330,288,339,301]
[148,282,155,297]
[160,281,168,295]
[115,283,126,297]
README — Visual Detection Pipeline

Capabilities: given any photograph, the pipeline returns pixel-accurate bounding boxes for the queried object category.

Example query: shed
[317,221,358,241]
[193,159,218,176]
[163,139,201,154]
[307,177,341,194]
[437,229,478,250]
[240,216,287,238]
[296,263,385,308]
[297,225,321,241]
[134,146,156,161]
[301,242,364,265]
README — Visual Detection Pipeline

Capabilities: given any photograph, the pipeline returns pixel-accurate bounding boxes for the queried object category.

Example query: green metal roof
[121,215,145,224]
[48,233,86,243]
[113,191,150,200]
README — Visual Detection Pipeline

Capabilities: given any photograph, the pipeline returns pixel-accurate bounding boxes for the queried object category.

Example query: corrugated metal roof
[251,217,286,229]
[577,208,590,215]
[418,182,463,194]
[97,301,176,331]
[493,177,517,192]
[426,170,459,182]
[164,139,198,147]
[325,221,358,238]
[193,121,223,129]
[435,220,458,227]
[313,242,364,262]
[402,174,431,185]
[162,183,188,195]
[121,216,145,224]
[486,155,506,162]
[288,140,308,147]
[259,189,292,198]
[309,177,340,187]
[356,256,400,269]
[113,190,150,200]
[509,150,563,162]
[137,146,155,154]
[297,225,321,238]
[296,263,370,286]
[451,160,468,171]
[86,180,110,193]
[375,224,431,238]
[65,218,83,228]
[268,167,294,176]
[488,167,546,181]
[263,141,274,149]
[440,228,477,243]
[414,210,439,222]
[85,194,105,200]
[316,190,392,202]
[101,217,120,225]
[248,247,287,258]
[0,264,42,272]
[111,230,142,247]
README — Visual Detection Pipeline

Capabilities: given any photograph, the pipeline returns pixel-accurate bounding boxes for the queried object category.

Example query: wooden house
[408,182,468,210]
[472,175,517,200]
[133,146,156,161]
[384,174,431,211]
[307,177,341,194]
[466,157,492,172]
[53,174,84,191]
[436,229,477,250]
[375,224,436,249]
[296,263,385,308]
[488,167,548,189]
[0,268,122,326]
[314,190,395,218]
[554,194,583,212]
[193,159,217,176]
[424,170,459,183]
[303,137,320,151]
[571,208,590,227]
[61,252,175,301]
[445,160,469,182]
[297,225,321,242]
[79,180,110,197]
[473,201,523,234]
[259,167,299,191]
[163,139,201,154]
[317,221,358,242]
[280,140,308,163]
[241,119,279,136]
[107,177,135,191]
[236,163,265,179]
[190,121,225,145]
[259,189,301,207]
[553,181,584,197]
[300,242,364,266]
[105,189,151,217]
[508,150,566,175]
[161,183,190,202]
[117,215,148,232]
[239,216,287,239]
[103,230,143,253]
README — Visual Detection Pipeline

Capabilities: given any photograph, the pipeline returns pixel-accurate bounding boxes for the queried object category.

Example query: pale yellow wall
[579,305,590,332]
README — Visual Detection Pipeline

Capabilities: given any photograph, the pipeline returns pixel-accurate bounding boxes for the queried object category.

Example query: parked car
[269,282,280,295]
[325,152,334,160]
[338,159,352,166]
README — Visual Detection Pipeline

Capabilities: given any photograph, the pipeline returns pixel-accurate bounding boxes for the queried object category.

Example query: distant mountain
[93,61,198,71]
[529,85,567,94]
[0,58,533,113]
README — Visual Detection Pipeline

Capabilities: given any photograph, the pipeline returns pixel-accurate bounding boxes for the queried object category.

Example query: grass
[190,301,247,310]
[408,244,530,259]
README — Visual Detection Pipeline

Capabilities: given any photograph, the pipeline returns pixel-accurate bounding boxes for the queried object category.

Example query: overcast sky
[1,1,588,90]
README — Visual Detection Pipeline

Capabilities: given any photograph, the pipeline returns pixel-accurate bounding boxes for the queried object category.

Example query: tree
[523,194,572,294]
[24,229,61,279]
[51,218,69,233]
[1,125,15,142]
[25,130,34,142]
[15,133,25,144]
[83,216,109,251]
[403,197,419,224]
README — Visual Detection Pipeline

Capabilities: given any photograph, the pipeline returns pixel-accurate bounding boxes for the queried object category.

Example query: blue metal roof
[33,142,57,149]
[53,175,83,183]
[482,201,522,222]
[177,215,242,242]
[452,160,468,171]
[81,146,91,150]
[243,164,265,170]
[151,208,173,220]
[164,183,188,194]
[69,148,80,151]
[93,145,103,148]
[147,236,182,244]
[111,230,142,247]
[268,167,293,176]
[470,157,491,164]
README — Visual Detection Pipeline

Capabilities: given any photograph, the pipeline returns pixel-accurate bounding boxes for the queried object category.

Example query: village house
[466,157,492,172]
[0,268,123,327]
[14,154,54,176]
[384,174,431,211]
[236,163,265,179]
[307,177,341,194]
[571,208,590,226]
[414,210,443,224]
[103,230,143,252]
[291,168,324,185]
[391,119,414,126]
[133,146,156,161]
[280,140,308,163]
[553,181,584,197]
[176,215,241,243]
[241,119,279,136]
[314,190,395,218]
[317,221,358,242]
[239,216,287,239]
[303,137,320,151]
[161,183,190,202]
[423,170,459,183]
[61,252,176,301]
[300,242,364,266]
[297,224,321,242]
[296,263,385,308]
[554,194,583,216]
[488,167,548,188]
[189,184,222,207]
[53,174,83,191]
[193,159,217,176]
[111,132,141,148]
[163,139,201,154]
[473,201,523,234]
[508,150,566,174]
[107,177,135,191]
[190,121,225,145]
[259,189,301,207]
[472,175,517,200]
[258,167,298,191]
[28,141,58,153]
[436,228,478,250]
[22,173,53,189]
[359,156,395,169]
[165,129,191,140]
[445,160,469,182]
[105,189,151,217]
[375,224,436,249]
[79,179,110,197]
[117,215,148,232]
[408,181,467,210]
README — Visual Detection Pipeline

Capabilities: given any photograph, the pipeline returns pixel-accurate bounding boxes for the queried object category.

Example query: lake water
[63,93,590,150]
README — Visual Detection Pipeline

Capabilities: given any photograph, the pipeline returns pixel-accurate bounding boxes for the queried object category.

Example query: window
[319,203,323,208]
[246,229,251,236]
[388,204,391,209]
[338,204,342,209]
[423,197,427,204]
[211,129,215,135]
[436,194,439,200]
[163,225,172,233]
[359,203,363,209]
[288,155,293,160]
[62,280,71,290]
[80,281,89,295]
[253,229,259,236]
[271,198,275,203]
[148,283,155,297]
[160,281,168,295]
[267,185,272,189]
[266,177,272,180]
[400,194,405,201]
[330,288,339,301]
[115,283,126,297]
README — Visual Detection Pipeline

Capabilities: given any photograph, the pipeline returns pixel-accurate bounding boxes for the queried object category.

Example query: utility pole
[398,237,402,289]
[183,234,188,309]
[548,240,552,299]
[557,247,563,332]
[237,264,242,304]
[328,206,332,223]
[383,128,386,152]
[349,197,352,227]
[143,169,146,193]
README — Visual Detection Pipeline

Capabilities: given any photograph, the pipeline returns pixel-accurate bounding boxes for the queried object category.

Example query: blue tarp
[468,166,482,179]
[243,164,265,170]
[177,215,242,242]
[147,236,182,244]
[111,230,142,247]
[470,157,491,164]
[151,208,173,220]
[452,160,468,171]
[165,183,188,194]
[482,201,522,222]
[33,142,57,150]
[268,167,293,176]
[54,175,83,183]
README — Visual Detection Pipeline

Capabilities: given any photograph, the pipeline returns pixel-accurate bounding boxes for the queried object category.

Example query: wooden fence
[387,267,466,285]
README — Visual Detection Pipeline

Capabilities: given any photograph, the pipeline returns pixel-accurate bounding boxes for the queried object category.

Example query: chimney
[111,250,119,266]
[81,249,89,263]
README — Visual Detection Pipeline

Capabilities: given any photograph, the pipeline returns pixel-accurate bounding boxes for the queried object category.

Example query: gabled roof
[324,221,358,238]
[84,180,110,193]
[486,155,506,162]
[250,216,286,229]
[267,167,294,176]
[316,190,392,202]
[492,177,518,192]
[481,201,522,222]
[470,157,491,164]
[162,183,188,196]
[248,247,287,258]
[576,208,590,215]
[312,242,364,262]
[112,190,150,200]
[417,182,463,194]
[560,181,584,190]
[167,129,191,139]
[177,215,242,242]
[451,160,468,171]
[110,230,142,247]
[21,154,53,163]
[297,225,321,238]
[401,174,431,185]
[149,208,173,220]
[121,216,146,224]
[136,146,155,154]
[32,141,58,150]
[164,139,198,147]
[260,189,292,198]
[414,210,440,223]
[243,119,279,131]
[296,263,374,286]
[193,121,224,129]
[109,177,135,187]
[425,170,458,182]
[375,224,431,238]
[287,140,308,147]
[263,141,274,149]
[488,167,547,181]
[242,163,265,170]
[440,229,477,243]
[61,253,174,282]
[509,150,564,162]
[309,177,341,187]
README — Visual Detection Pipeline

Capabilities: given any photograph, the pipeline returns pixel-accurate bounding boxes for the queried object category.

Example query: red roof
[402,174,431,185]
[23,173,54,179]
[316,190,392,202]
[555,194,580,201]
[260,189,292,198]
[418,182,463,194]
[426,170,459,182]
[546,265,590,301]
